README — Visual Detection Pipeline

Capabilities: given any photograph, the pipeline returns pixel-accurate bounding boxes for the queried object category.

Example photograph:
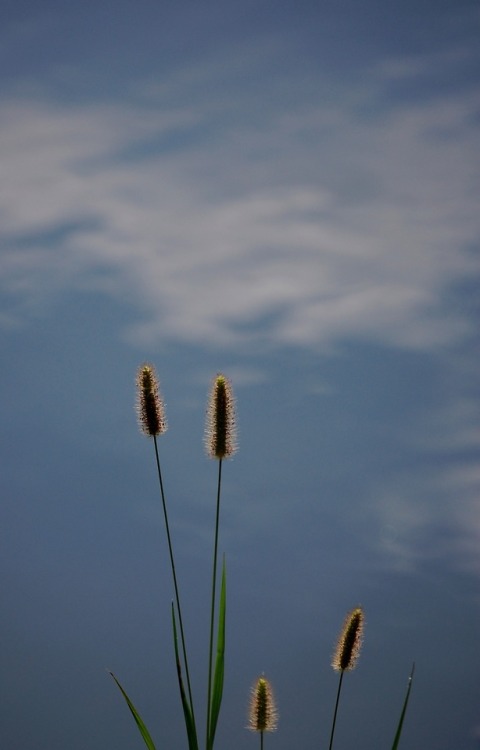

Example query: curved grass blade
[171,604,199,750]
[391,663,415,750]
[109,671,157,750]
[207,559,226,750]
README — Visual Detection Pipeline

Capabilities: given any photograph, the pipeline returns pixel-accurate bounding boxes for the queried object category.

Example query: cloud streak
[1,54,479,351]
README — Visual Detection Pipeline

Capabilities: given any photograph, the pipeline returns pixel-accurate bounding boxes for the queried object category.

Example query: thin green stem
[206,458,223,750]
[260,730,264,750]
[153,436,196,728]
[391,662,415,750]
[328,670,344,750]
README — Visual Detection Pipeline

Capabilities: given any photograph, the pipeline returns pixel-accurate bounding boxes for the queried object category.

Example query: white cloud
[0,64,479,352]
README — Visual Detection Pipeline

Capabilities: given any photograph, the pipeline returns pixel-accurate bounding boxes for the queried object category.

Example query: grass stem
[206,458,223,750]
[328,670,344,750]
[153,435,196,727]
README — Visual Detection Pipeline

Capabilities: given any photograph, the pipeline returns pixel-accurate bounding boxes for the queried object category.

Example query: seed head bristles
[248,677,278,733]
[136,364,167,437]
[205,374,237,459]
[332,607,364,672]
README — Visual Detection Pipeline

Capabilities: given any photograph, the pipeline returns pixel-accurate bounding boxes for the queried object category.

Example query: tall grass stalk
[205,374,237,750]
[136,364,196,734]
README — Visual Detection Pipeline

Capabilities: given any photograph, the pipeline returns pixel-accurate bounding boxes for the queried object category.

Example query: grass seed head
[136,364,167,437]
[332,607,364,672]
[205,373,237,459]
[248,677,278,733]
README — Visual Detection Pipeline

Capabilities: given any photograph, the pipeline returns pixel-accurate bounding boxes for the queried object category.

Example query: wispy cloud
[369,382,480,574]
[372,462,480,575]
[1,49,479,351]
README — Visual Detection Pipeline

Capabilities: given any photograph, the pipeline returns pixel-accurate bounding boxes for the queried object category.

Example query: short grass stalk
[329,607,364,750]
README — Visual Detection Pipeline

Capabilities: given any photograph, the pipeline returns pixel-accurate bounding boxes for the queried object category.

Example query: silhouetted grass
[110,365,414,749]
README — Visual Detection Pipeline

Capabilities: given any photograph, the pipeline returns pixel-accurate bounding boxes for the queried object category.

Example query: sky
[0,1,479,748]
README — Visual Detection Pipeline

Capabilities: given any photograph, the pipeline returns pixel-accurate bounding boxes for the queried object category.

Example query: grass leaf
[171,604,199,750]
[109,671,157,750]
[208,559,226,750]
[391,663,415,750]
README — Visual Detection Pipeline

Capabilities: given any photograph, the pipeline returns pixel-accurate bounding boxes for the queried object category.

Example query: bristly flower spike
[205,374,237,459]
[136,364,167,437]
[248,677,278,734]
[332,607,364,672]
[328,607,365,750]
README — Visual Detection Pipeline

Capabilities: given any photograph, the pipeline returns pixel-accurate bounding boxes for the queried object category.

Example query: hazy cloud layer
[1,52,479,351]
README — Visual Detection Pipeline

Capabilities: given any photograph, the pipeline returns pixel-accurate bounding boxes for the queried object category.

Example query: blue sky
[1,1,479,749]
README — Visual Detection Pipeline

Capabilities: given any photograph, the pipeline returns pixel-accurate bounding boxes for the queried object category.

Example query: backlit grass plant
[110,364,414,749]
[328,607,365,750]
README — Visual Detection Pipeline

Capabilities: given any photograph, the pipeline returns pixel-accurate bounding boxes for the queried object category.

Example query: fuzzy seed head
[136,364,167,437]
[248,677,278,733]
[205,374,237,459]
[332,607,364,672]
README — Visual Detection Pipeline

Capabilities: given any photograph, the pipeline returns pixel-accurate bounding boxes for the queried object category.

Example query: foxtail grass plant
[110,364,414,750]
[204,374,237,750]
[248,676,278,750]
[137,364,196,739]
[328,606,365,750]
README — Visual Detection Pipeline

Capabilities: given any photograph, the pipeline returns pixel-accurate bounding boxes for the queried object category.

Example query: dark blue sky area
[0,1,479,749]
[2,0,477,93]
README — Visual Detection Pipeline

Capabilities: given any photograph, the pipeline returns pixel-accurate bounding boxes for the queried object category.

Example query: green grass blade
[208,559,226,750]
[391,663,415,750]
[171,604,199,750]
[109,671,157,750]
